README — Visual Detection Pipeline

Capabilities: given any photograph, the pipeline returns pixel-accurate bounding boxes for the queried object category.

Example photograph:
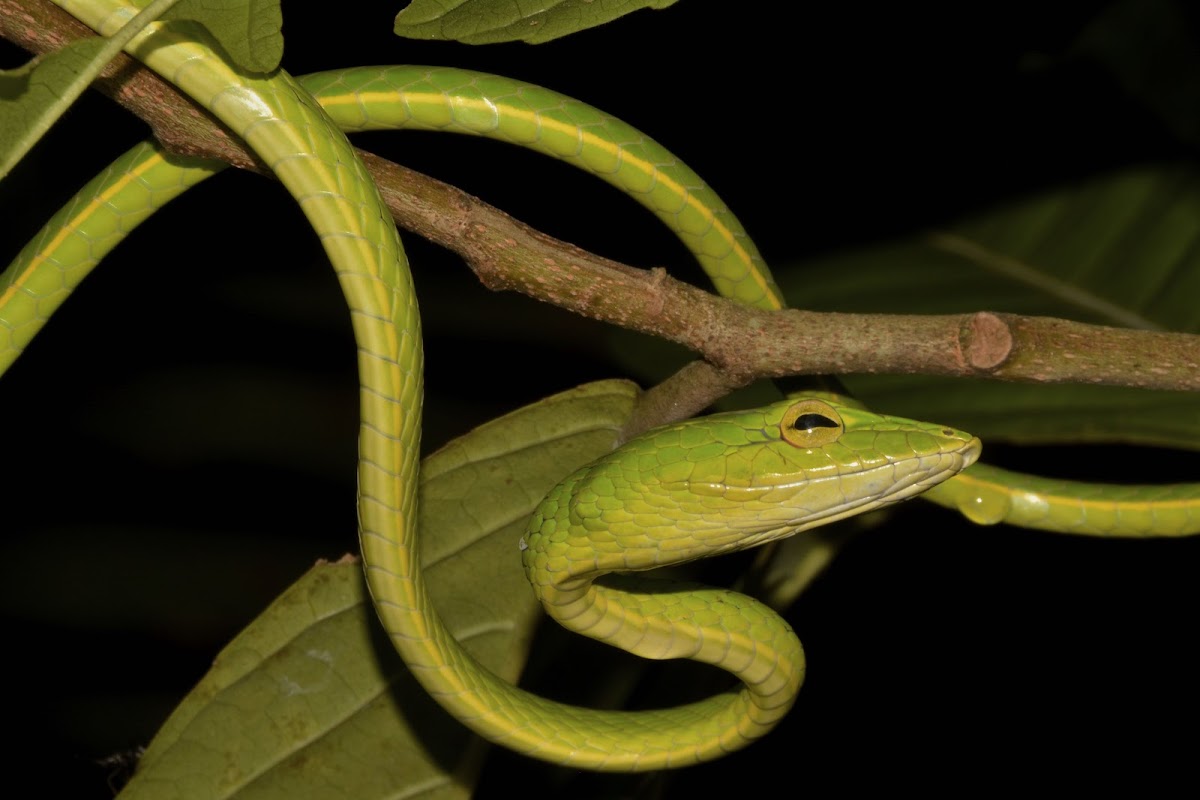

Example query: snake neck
[521,466,805,709]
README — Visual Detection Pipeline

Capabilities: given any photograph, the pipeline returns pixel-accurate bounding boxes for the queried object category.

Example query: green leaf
[774,164,1200,449]
[164,0,283,73]
[1,43,105,181]
[0,0,281,178]
[119,380,638,799]
[0,0,182,180]
[394,0,679,44]
[753,525,865,612]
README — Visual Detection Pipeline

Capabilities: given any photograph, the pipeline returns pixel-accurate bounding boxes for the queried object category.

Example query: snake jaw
[667,435,983,555]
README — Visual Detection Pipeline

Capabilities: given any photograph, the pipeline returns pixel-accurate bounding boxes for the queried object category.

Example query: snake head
[525,396,981,576]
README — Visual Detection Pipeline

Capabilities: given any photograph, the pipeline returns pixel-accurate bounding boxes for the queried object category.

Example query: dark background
[2,0,1199,795]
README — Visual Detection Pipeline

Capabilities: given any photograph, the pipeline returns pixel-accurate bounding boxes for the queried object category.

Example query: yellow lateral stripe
[0,151,168,307]
[322,91,782,310]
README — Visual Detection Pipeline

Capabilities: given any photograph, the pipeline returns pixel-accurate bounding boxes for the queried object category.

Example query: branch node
[961,311,1013,370]
[646,267,670,316]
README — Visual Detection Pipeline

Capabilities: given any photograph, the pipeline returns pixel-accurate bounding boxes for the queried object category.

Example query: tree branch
[5,0,1199,395]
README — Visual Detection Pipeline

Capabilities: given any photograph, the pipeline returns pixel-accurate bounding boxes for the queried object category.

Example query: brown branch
[619,361,746,442]
[5,0,1200,395]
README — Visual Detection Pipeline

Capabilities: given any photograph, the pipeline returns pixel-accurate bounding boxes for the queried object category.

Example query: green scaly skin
[922,465,1200,535]
[304,66,786,311]
[0,141,214,370]
[820,397,1200,537]
[0,0,1189,772]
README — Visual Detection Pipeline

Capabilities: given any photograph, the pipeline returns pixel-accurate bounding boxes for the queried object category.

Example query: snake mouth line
[688,437,982,501]
[665,440,983,555]
[745,447,980,544]
[857,440,981,500]
[817,442,982,518]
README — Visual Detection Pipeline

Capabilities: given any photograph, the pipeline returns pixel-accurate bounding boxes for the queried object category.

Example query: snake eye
[779,399,843,448]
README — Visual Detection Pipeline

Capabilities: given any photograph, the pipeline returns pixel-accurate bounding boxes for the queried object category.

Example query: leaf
[394,0,679,44]
[751,525,865,612]
[164,0,284,73]
[1074,0,1200,147]
[0,42,105,181]
[0,0,183,180]
[119,379,639,799]
[0,0,280,179]
[773,164,1200,450]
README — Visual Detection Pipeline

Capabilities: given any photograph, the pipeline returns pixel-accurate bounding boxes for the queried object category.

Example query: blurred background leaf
[778,164,1200,454]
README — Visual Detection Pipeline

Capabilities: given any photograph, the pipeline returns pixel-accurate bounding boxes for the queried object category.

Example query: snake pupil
[792,413,839,431]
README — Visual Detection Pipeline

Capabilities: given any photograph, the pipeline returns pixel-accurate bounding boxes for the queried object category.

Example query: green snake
[2,0,1196,772]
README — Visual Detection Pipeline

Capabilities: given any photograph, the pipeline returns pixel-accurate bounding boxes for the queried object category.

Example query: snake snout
[961,436,983,469]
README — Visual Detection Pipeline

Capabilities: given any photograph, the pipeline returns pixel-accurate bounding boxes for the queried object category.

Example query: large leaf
[394,0,679,44]
[163,0,283,73]
[118,379,639,799]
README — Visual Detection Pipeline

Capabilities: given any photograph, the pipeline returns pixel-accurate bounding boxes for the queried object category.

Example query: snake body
[519,396,977,764]
[0,0,1191,772]
[923,464,1200,535]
